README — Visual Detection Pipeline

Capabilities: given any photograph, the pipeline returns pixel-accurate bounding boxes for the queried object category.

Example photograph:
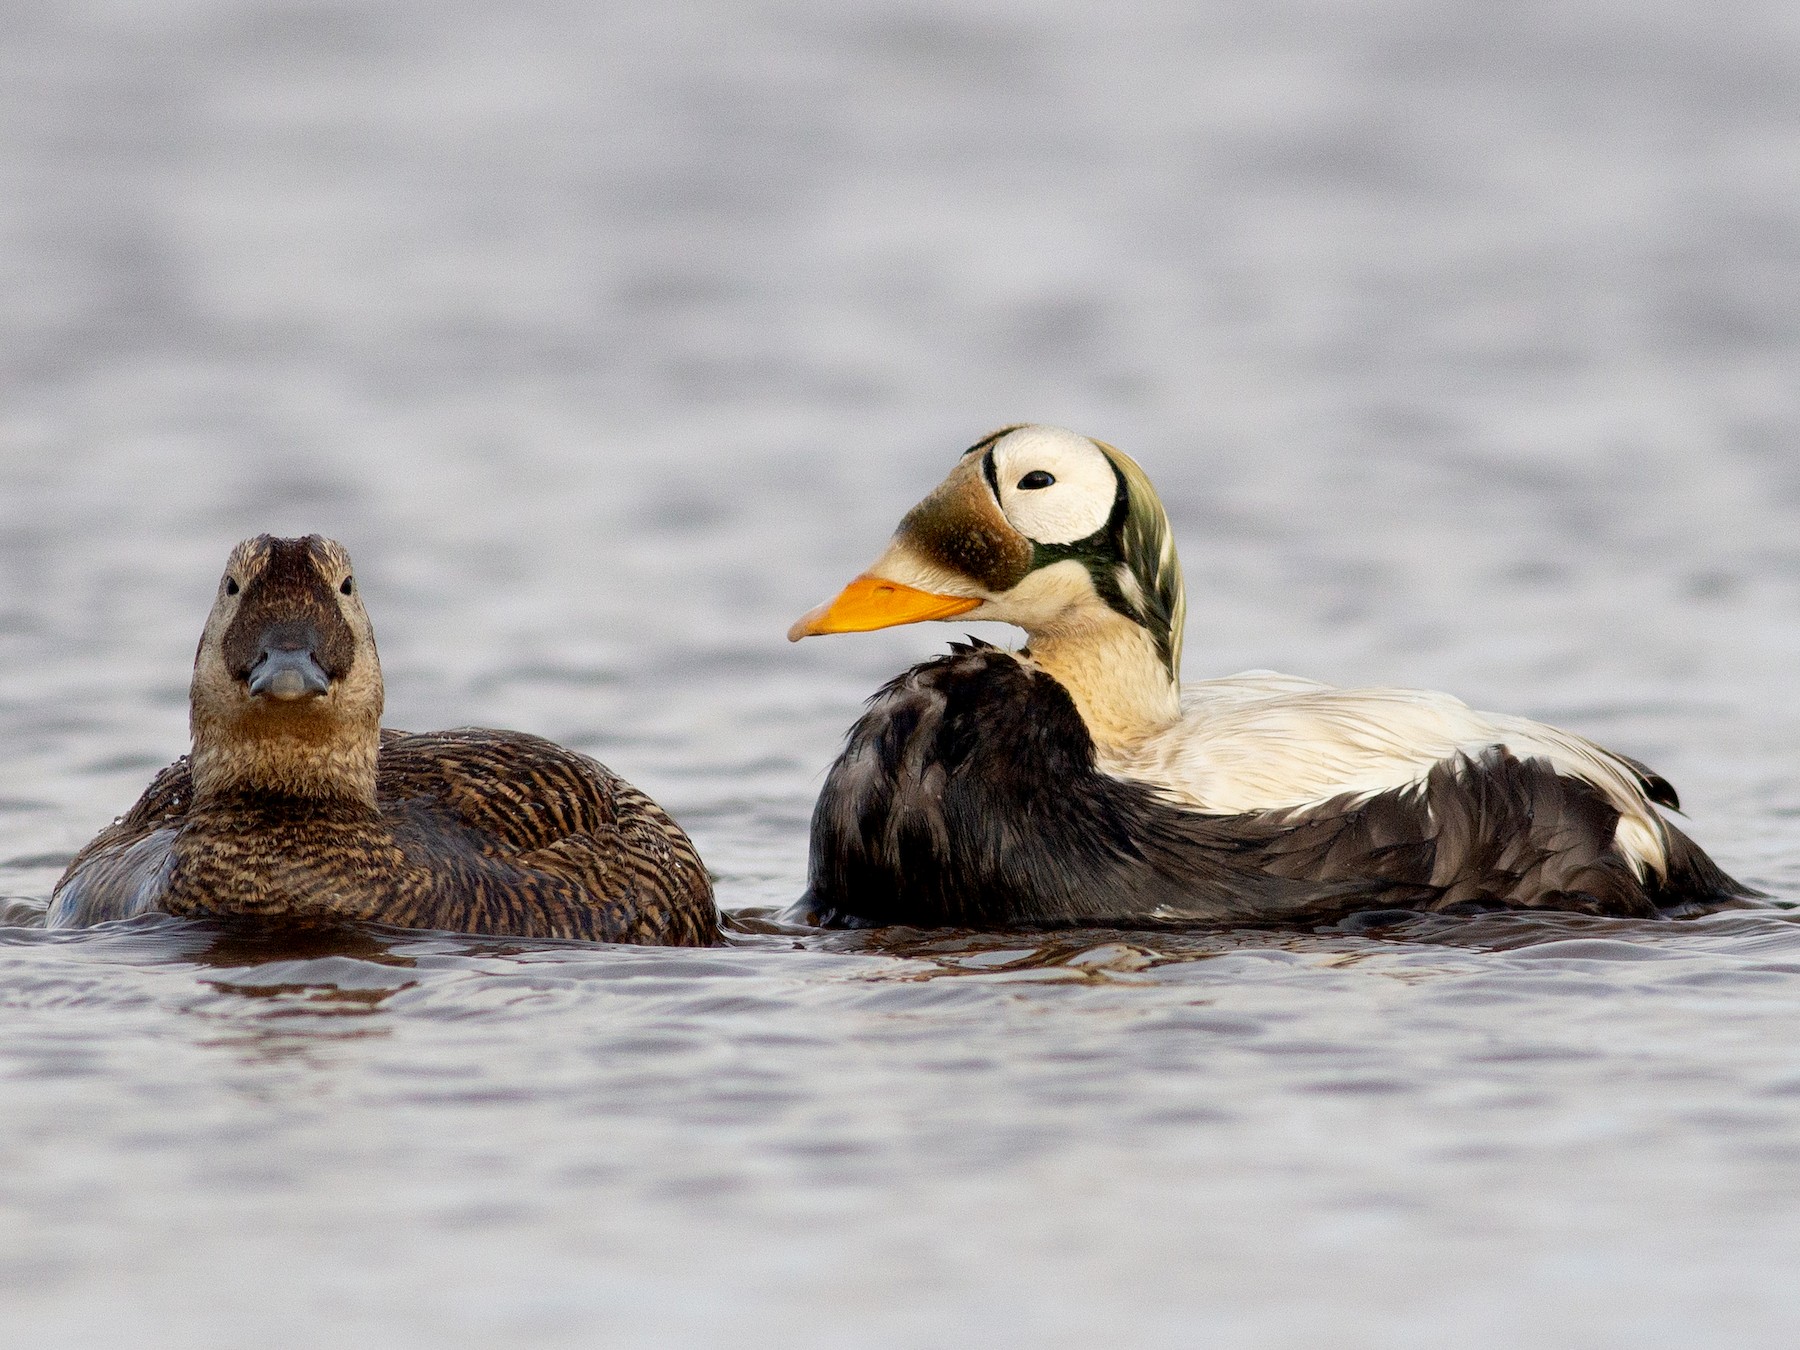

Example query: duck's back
[374,729,716,943]
[1105,673,1680,874]
[798,644,1755,929]
[48,729,717,944]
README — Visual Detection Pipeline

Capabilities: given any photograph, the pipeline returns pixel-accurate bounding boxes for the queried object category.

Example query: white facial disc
[990,425,1118,545]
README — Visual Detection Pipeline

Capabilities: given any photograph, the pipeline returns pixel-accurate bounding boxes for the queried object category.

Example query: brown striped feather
[51,730,717,944]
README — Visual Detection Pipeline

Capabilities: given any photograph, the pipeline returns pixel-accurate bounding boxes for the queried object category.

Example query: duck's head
[789,424,1186,683]
[189,534,383,804]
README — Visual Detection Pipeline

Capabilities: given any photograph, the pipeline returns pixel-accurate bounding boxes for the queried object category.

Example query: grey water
[3,1,1800,1345]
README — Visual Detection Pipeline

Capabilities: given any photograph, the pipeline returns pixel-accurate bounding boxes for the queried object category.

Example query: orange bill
[787,574,980,641]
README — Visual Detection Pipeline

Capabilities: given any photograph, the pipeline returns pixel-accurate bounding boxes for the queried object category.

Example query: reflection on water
[192,923,419,1027]
[4,0,1800,1345]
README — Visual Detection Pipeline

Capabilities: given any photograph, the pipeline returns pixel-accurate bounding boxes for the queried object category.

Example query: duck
[786,423,1756,929]
[49,534,718,944]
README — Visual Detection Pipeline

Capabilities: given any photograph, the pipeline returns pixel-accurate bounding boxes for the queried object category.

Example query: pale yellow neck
[190,709,380,807]
[1026,610,1181,751]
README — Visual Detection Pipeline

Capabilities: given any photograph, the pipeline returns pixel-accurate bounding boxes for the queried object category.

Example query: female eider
[786,424,1754,928]
[49,535,717,944]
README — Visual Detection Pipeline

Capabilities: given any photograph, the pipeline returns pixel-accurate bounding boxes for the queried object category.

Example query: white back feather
[1101,675,1672,875]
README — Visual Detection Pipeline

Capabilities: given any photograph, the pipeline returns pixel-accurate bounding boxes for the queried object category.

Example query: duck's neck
[1025,609,1181,752]
[190,710,380,810]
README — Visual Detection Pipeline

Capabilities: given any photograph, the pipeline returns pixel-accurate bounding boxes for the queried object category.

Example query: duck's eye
[225,578,240,596]
[1017,470,1056,490]
[340,576,354,596]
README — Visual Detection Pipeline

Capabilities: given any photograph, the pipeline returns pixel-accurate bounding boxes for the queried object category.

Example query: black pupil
[340,577,354,595]
[1018,470,1056,490]
[225,578,239,595]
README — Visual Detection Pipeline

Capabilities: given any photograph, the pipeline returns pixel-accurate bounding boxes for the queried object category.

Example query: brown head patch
[220,535,357,684]
[896,453,1034,593]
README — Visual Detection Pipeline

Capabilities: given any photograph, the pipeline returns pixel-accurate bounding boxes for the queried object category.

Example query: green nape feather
[1095,439,1186,681]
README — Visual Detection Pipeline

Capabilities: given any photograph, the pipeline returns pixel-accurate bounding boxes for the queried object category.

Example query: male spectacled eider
[49,535,717,944]
[786,424,1755,929]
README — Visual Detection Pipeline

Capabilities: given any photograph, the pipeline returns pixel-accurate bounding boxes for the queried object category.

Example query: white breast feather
[1097,672,1671,875]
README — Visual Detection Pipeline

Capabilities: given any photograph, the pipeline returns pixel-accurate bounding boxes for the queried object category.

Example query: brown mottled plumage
[48,535,717,944]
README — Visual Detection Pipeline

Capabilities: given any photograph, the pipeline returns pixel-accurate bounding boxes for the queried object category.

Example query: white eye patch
[990,425,1119,545]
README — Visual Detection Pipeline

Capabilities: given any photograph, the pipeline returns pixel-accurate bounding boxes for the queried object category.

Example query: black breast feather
[797,644,1755,929]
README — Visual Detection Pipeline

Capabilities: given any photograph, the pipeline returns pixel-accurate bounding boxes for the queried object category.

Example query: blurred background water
[2,1,1799,1345]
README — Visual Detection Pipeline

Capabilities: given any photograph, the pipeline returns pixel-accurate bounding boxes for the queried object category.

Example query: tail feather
[1652,822,1764,912]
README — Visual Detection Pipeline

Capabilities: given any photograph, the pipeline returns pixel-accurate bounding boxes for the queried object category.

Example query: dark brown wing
[376,729,717,945]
